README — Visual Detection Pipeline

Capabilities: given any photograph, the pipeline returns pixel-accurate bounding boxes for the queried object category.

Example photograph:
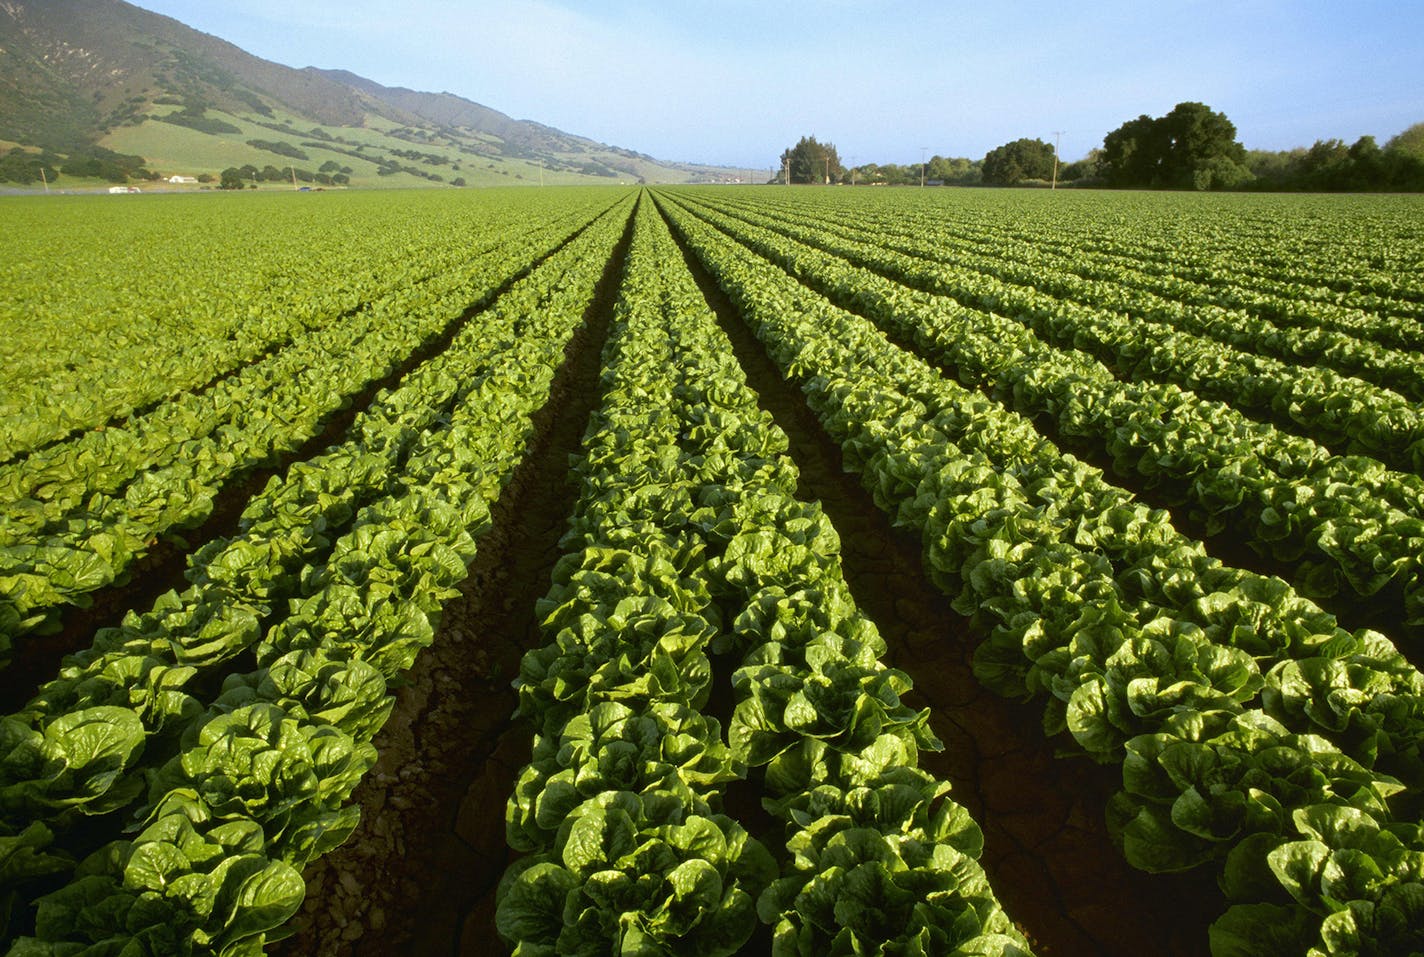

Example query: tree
[1337,136,1387,190]
[1099,102,1250,189]
[778,136,842,184]
[1057,148,1101,184]
[1101,114,1167,186]
[926,155,980,185]
[0,147,59,185]
[218,167,246,190]
[981,138,1056,186]
[1385,122,1424,159]
[1298,138,1352,189]
[1157,102,1251,189]
[1383,123,1424,190]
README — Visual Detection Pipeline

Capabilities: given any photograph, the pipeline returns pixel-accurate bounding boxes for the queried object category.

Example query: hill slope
[0,0,734,186]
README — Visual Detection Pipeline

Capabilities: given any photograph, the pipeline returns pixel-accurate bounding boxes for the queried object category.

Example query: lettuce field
[2,185,1423,957]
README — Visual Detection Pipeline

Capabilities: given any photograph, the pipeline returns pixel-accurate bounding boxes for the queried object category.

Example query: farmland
[2,185,1422,957]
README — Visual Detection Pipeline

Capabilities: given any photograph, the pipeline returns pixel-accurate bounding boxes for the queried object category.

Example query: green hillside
[0,0,736,188]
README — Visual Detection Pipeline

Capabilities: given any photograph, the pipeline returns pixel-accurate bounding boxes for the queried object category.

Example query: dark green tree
[1157,102,1251,188]
[778,136,842,184]
[1101,114,1166,186]
[218,167,246,190]
[1349,135,1383,178]
[981,138,1056,185]
[1100,102,1250,189]
[0,147,60,185]
[1298,139,1353,189]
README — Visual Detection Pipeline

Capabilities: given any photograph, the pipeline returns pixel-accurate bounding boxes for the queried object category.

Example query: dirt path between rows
[655,194,1221,957]
[270,202,636,957]
[2,207,624,708]
[671,193,1412,653]
[278,189,1223,957]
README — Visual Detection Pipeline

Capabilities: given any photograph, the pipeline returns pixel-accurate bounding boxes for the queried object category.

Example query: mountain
[0,0,736,186]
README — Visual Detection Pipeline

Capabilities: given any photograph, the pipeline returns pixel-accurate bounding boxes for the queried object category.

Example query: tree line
[0,145,155,185]
[778,108,1424,191]
[218,161,352,189]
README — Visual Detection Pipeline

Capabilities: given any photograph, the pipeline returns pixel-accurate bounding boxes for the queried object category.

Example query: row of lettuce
[0,196,635,954]
[8,184,1418,955]
[0,193,622,665]
[0,191,603,462]
[496,200,1029,955]
[671,192,1424,651]
[654,189,1424,957]
[725,188,1424,337]
[711,190,1424,463]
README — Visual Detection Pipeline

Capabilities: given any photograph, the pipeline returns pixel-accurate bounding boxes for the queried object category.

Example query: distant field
[2,186,1423,957]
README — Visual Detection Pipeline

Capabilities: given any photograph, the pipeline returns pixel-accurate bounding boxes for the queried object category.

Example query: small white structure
[167,175,199,185]
[108,186,141,194]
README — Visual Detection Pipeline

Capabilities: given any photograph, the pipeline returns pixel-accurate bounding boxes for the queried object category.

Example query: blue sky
[132,1,1423,169]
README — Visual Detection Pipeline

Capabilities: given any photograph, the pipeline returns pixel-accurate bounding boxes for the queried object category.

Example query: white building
[167,175,199,185]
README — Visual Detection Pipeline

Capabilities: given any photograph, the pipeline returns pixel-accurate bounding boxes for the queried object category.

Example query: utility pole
[290,165,298,190]
[850,155,857,186]
[783,156,790,186]
[824,154,829,185]
[920,147,928,188]
[1051,131,1065,190]
[39,166,49,194]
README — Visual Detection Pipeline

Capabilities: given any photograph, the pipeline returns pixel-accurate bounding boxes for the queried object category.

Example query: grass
[89,98,723,188]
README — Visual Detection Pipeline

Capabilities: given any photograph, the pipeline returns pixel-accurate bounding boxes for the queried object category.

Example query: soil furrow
[270,199,637,957]
[654,192,1221,957]
[672,195,1406,648]
[1,208,616,708]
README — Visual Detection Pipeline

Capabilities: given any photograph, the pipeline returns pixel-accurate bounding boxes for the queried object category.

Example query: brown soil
[271,189,1227,957]
[1,209,615,708]
[678,195,1416,657]
[655,194,1221,957]
[269,201,636,957]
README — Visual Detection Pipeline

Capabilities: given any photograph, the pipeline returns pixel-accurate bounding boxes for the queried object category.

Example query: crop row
[0,197,635,954]
[497,200,1028,955]
[691,192,1424,472]
[670,194,1424,644]
[656,188,1424,957]
[742,188,1424,320]
[0,196,619,661]
[0,192,598,462]
[726,190,1424,352]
